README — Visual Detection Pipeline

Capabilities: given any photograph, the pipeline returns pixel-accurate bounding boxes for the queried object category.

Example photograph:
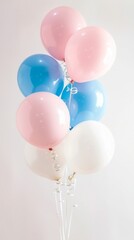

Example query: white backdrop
[0,0,134,239]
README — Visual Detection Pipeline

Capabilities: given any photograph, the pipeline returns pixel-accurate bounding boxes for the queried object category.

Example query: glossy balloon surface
[17,54,64,96]
[25,143,67,181]
[41,6,86,60]
[59,121,115,174]
[61,80,106,128]
[16,92,70,149]
[65,26,116,82]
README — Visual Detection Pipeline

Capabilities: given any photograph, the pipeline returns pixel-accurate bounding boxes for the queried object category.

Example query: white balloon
[25,143,67,181]
[24,121,115,178]
[62,121,115,174]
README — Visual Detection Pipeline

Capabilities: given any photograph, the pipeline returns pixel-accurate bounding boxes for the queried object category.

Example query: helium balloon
[60,121,115,174]
[25,143,67,181]
[17,54,64,96]
[41,6,86,60]
[65,26,116,82]
[16,92,70,149]
[61,80,106,128]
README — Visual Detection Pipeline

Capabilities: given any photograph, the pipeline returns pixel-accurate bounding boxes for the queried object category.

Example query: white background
[0,0,134,239]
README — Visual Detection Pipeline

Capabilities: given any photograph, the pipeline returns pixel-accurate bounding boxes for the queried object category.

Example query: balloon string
[66,175,77,240]
[59,183,66,240]
[54,182,60,216]
[65,180,71,240]
[49,148,61,173]
[53,61,77,239]
[55,180,66,240]
[61,61,71,83]
[68,82,73,130]
[68,81,74,109]
[54,182,62,240]
[54,171,77,240]
[64,167,68,238]
[52,106,76,238]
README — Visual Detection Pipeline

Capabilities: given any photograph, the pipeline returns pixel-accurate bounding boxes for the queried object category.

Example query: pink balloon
[40,6,86,60]
[16,92,70,149]
[65,26,116,83]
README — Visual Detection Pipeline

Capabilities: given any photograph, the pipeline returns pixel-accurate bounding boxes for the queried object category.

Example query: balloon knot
[70,80,74,84]
[68,172,76,181]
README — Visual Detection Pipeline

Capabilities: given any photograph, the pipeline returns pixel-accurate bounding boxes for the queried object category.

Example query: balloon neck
[49,147,53,151]
[68,172,76,181]
[70,126,73,130]
[70,80,74,84]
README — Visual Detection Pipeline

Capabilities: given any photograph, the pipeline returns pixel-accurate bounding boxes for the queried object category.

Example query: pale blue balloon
[17,54,64,96]
[61,80,106,128]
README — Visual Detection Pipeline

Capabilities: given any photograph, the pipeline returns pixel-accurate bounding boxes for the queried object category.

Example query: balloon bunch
[16,6,116,181]
[16,6,116,240]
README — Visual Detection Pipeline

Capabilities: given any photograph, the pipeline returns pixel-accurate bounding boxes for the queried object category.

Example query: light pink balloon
[40,6,86,60]
[65,26,116,83]
[16,92,70,149]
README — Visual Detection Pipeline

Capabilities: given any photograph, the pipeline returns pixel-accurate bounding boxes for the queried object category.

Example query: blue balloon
[61,80,106,128]
[17,54,64,96]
